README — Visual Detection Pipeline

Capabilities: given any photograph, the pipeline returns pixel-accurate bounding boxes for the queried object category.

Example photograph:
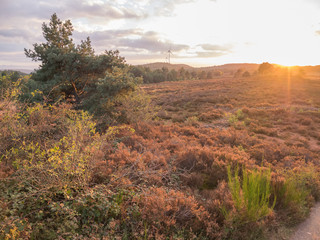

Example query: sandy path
[290,203,320,240]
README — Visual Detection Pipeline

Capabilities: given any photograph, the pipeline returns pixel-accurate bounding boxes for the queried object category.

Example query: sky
[1,0,320,71]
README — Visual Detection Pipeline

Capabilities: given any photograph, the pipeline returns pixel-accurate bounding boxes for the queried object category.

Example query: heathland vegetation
[1,14,320,239]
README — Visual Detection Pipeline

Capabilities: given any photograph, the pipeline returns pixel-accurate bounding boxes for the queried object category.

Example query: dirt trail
[290,203,320,240]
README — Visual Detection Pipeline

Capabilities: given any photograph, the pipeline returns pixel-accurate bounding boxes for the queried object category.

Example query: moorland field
[1,68,320,239]
[1,14,320,240]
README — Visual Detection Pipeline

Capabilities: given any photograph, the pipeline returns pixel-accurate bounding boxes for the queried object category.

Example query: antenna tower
[168,49,172,64]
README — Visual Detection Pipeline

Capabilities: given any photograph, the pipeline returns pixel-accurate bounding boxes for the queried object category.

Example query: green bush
[23,13,142,120]
[274,178,309,211]
[82,66,143,123]
[8,109,100,189]
[0,74,27,100]
[228,109,246,126]
[272,166,319,224]
[0,180,140,239]
[226,166,275,222]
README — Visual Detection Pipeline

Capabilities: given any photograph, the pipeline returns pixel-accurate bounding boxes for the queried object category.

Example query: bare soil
[290,203,320,240]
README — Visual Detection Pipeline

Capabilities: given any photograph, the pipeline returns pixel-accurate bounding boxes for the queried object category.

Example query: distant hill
[199,63,259,73]
[137,62,259,73]
[0,69,29,76]
[138,62,195,71]
[0,68,32,74]
[303,65,320,73]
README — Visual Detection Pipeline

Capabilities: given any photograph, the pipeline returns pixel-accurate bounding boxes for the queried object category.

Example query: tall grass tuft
[227,166,276,222]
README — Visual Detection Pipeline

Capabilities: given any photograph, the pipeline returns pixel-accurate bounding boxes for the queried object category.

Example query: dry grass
[1,74,320,239]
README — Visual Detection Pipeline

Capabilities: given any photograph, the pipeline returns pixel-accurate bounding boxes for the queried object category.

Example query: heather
[1,14,320,240]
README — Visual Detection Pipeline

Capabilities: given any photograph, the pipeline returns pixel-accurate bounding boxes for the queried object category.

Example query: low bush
[272,166,320,225]
[226,166,275,223]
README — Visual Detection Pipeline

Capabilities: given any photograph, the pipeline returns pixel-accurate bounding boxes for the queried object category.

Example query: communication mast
[168,49,172,64]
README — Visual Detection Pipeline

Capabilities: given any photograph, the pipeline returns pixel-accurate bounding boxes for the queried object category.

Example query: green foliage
[24,13,129,104]
[0,100,109,239]
[0,70,25,81]
[12,111,98,188]
[0,180,139,239]
[22,13,149,122]
[276,178,309,209]
[71,187,140,238]
[272,167,320,224]
[129,65,220,83]
[228,109,245,126]
[116,88,159,124]
[0,73,29,100]
[227,166,275,222]
[82,66,146,122]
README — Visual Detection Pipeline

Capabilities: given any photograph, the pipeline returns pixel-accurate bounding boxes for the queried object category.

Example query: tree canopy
[258,62,274,75]
[24,13,134,105]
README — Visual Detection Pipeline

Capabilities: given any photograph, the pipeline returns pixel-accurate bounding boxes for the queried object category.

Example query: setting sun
[152,0,320,66]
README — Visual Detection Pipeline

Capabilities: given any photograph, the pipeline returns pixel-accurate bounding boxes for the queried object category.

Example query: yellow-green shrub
[226,166,275,222]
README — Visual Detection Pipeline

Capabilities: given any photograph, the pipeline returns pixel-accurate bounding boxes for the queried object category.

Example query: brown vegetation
[1,69,320,239]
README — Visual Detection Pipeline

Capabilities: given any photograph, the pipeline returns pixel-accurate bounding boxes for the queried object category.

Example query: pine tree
[25,13,126,103]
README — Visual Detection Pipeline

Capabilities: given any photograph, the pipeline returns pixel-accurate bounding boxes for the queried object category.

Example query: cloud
[195,51,229,58]
[0,0,155,61]
[119,35,189,53]
[63,0,148,22]
[74,29,189,54]
[306,0,320,8]
[199,44,231,52]
[0,51,38,69]
[0,0,61,20]
[0,0,243,68]
[0,0,146,21]
[74,29,141,42]
[0,0,202,27]
[0,29,35,41]
[147,0,196,16]
[195,43,232,58]
[0,42,25,52]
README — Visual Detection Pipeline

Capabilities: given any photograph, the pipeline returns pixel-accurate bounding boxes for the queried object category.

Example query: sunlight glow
[2,0,320,68]
[139,0,320,66]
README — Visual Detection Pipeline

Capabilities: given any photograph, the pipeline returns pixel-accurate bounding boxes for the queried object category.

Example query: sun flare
[139,0,320,66]
[1,0,320,69]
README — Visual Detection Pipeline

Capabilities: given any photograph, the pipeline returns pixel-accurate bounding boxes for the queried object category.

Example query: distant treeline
[0,70,26,81]
[130,62,311,83]
[129,66,223,83]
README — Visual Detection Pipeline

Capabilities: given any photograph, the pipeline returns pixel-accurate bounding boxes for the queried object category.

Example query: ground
[290,203,320,240]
